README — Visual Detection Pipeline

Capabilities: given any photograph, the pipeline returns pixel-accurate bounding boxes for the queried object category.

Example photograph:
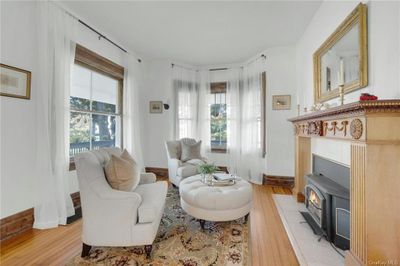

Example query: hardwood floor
[251,185,299,266]
[0,185,298,266]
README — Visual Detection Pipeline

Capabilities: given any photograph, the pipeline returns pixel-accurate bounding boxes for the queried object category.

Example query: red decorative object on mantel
[360,93,378,101]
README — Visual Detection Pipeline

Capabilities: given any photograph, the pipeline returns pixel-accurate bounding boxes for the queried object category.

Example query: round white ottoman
[179,175,253,225]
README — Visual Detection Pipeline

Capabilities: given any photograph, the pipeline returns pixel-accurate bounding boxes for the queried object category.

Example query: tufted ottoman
[179,175,253,228]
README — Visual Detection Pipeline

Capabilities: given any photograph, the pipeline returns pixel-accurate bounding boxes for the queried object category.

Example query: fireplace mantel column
[288,100,400,266]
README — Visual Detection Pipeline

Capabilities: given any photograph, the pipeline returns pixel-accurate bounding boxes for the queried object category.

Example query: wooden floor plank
[0,185,298,266]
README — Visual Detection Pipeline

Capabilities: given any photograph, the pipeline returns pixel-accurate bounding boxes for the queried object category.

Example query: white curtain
[226,68,241,175]
[225,58,265,184]
[123,55,144,171]
[34,1,77,229]
[197,70,211,156]
[173,66,198,139]
[239,58,265,184]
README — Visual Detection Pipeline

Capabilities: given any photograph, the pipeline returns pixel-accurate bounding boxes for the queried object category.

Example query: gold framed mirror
[313,3,368,103]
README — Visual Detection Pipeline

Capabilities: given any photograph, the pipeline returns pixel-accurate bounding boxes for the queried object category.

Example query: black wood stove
[300,155,350,250]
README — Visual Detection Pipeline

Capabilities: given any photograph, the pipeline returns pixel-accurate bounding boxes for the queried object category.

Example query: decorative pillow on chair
[105,149,140,191]
[180,140,202,162]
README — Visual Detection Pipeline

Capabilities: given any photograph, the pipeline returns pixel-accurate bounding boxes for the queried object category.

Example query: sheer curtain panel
[225,68,242,175]
[239,58,265,184]
[34,1,77,229]
[123,55,144,171]
[197,70,212,155]
[173,66,198,139]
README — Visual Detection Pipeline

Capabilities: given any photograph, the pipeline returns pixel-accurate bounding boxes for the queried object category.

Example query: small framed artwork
[0,63,31,100]
[272,95,291,110]
[149,101,163,113]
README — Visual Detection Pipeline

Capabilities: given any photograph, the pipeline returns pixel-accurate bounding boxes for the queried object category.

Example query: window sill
[211,148,227,154]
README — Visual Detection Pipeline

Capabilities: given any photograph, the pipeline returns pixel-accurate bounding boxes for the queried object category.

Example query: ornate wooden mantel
[288,100,400,266]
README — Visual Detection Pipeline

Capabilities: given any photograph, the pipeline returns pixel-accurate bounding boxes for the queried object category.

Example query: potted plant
[198,163,219,183]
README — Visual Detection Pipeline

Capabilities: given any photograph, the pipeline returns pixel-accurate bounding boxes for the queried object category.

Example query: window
[177,85,197,139]
[210,82,227,153]
[69,45,124,169]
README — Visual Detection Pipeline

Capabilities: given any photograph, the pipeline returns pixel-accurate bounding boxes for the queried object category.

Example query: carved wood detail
[307,120,323,136]
[295,118,360,140]
[350,119,363,140]
[289,100,400,123]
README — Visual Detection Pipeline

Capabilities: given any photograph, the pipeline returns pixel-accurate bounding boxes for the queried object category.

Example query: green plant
[198,163,219,175]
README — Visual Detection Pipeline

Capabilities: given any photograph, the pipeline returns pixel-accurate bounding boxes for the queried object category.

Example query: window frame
[261,71,267,158]
[69,44,124,171]
[210,82,228,153]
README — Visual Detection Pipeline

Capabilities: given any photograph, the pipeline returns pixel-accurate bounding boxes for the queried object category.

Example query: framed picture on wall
[0,63,31,100]
[272,95,291,110]
[149,101,163,113]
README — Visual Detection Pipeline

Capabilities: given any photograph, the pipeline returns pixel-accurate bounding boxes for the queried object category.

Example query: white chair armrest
[168,158,182,179]
[138,203,156,223]
[169,158,182,167]
[140,172,157,184]
[89,179,142,225]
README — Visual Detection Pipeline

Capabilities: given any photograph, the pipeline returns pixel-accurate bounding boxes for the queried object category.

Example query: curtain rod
[171,54,266,71]
[53,2,143,61]
[78,19,142,63]
[78,20,127,53]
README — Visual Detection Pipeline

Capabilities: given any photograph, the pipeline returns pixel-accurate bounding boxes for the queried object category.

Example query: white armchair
[75,148,167,258]
[165,139,206,187]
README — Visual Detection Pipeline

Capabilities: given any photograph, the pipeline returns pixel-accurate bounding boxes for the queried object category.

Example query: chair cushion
[181,140,202,162]
[177,164,199,178]
[134,181,168,223]
[186,159,205,165]
[104,150,140,191]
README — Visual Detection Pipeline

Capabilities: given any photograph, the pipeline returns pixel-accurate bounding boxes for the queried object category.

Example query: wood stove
[305,183,325,228]
[301,155,350,250]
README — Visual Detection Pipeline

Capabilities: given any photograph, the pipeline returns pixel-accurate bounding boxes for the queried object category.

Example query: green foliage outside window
[210,103,227,149]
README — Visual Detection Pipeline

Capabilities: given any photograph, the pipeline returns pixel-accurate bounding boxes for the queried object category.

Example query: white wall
[264,46,297,177]
[139,46,297,178]
[296,0,400,165]
[1,1,38,219]
[140,60,175,168]
[0,1,128,218]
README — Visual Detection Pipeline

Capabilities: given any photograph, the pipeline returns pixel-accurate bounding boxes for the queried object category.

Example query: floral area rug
[67,185,250,266]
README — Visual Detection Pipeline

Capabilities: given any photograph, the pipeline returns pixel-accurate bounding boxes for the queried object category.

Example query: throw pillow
[180,140,202,162]
[105,150,140,191]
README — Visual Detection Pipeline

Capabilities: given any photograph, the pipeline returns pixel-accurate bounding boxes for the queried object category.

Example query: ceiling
[61,1,322,66]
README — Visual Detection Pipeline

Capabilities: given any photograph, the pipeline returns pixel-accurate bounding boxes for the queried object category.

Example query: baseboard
[0,208,34,243]
[145,166,229,179]
[66,192,82,224]
[1,192,81,243]
[263,174,294,188]
[145,167,169,179]
[297,192,305,203]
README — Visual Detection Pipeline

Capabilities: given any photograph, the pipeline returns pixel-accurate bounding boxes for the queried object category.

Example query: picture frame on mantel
[0,63,31,100]
[149,101,163,113]
[272,95,291,110]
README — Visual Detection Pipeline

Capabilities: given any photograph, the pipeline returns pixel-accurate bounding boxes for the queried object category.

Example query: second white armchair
[165,138,206,187]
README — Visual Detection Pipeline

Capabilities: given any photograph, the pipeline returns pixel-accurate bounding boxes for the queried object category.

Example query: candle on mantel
[339,59,344,85]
